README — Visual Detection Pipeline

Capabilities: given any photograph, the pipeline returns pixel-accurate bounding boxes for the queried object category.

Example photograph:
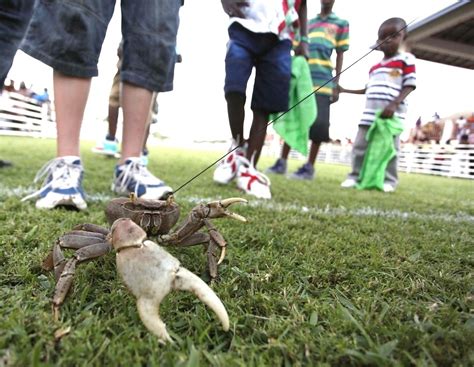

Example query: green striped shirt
[307,13,349,96]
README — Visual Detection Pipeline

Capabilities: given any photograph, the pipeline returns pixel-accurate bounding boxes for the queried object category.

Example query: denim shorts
[20,0,181,92]
[0,0,36,87]
[225,22,292,113]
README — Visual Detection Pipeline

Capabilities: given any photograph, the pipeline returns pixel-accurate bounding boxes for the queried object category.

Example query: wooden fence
[0,91,55,138]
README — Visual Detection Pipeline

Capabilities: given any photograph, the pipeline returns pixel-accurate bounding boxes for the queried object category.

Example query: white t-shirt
[229,0,295,40]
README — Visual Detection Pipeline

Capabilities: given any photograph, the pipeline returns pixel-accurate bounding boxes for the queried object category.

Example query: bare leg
[142,92,157,152]
[120,82,153,163]
[54,72,91,157]
[225,92,246,146]
[307,141,321,166]
[107,104,119,139]
[247,109,269,166]
[143,123,150,152]
[281,142,291,159]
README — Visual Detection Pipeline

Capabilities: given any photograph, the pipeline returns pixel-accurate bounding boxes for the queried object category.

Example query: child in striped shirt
[340,17,416,192]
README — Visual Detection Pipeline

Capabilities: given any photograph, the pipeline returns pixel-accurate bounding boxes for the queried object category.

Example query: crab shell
[105,197,180,236]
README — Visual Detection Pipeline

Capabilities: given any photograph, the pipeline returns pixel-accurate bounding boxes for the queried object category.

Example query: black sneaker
[266,158,287,174]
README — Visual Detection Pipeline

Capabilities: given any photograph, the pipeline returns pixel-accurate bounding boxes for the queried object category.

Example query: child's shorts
[20,0,182,92]
[224,22,292,113]
[309,94,331,143]
[0,0,35,86]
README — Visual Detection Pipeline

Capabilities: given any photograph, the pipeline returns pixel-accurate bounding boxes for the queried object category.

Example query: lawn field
[0,136,473,366]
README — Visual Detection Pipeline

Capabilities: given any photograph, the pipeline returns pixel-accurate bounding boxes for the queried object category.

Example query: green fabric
[357,112,404,191]
[271,56,317,155]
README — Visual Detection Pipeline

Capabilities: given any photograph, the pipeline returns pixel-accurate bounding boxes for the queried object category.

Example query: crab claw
[173,266,229,331]
[207,198,247,222]
[112,219,229,343]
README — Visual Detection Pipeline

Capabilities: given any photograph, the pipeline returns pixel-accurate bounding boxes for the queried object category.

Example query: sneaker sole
[92,147,119,157]
[36,194,87,210]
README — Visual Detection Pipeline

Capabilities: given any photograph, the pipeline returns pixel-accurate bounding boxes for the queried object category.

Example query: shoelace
[116,160,161,195]
[22,158,82,201]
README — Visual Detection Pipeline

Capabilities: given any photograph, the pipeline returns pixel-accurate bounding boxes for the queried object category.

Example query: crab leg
[53,241,111,320]
[160,198,247,244]
[42,231,108,275]
[73,223,110,236]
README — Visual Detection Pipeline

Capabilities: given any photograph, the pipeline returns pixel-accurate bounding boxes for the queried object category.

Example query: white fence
[264,135,474,180]
[0,91,56,138]
[1,92,473,180]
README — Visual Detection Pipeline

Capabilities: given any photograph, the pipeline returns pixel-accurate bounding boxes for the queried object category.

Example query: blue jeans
[0,0,36,87]
[225,22,292,113]
[21,0,182,92]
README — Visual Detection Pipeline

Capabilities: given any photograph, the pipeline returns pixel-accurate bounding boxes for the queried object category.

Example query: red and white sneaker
[236,163,272,199]
[213,142,247,184]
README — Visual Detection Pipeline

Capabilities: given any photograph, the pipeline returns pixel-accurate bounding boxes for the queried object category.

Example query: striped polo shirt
[307,12,349,96]
[360,52,417,126]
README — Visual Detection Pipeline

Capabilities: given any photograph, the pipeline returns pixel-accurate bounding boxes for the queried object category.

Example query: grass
[0,136,473,366]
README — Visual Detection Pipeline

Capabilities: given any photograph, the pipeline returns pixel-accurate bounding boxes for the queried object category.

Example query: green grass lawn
[0,136,473,366]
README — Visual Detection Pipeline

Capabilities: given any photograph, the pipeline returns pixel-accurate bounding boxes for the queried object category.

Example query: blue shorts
[0,0,35,87]
[20,0,182,92]
[225,22,292,113]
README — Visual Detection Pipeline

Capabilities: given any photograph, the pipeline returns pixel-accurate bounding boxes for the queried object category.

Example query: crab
[42,195,247,319]
[111,218,230,342]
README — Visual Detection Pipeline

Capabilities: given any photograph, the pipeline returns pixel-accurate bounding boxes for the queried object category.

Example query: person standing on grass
[20,0,185,210]
[213,0,308,200]
[0,0,36,169]
[339,17,416,193]
[266,0,349,180]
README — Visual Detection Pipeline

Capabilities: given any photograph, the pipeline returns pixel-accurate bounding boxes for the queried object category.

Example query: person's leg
[19,0,115,209]
[107,104,119,138]
[249,36,291,167]
[384,135,400,188]
[346,126,369,182]
[226,92,246,145]
[292,95,330,180]
[306,95,331,168]
[307,142,321,165]
[54,72,91,157]
[213,23,254,185]
[120,83,153,162]
[111,0,181,199]
[247,109,269,166]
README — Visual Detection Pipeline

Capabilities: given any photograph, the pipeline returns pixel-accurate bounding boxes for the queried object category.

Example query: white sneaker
[383,183,395,193]
[236,163,271,199]
[21,156,87,210]
[112,157,172,199]
[340,178,357,188]
[213,142,247,184]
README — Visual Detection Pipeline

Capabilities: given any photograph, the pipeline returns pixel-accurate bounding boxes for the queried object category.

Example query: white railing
[0,91,56,138]
[264,135,474,179]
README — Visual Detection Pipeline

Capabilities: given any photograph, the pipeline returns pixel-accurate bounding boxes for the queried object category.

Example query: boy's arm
[294,0,309,59]
[338,85,366,95]
[331,49,345,102]
[380,86,416,118]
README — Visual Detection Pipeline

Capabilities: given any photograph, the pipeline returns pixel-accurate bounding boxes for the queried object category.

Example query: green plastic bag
[357,112,403,191]
[271,55,317,155]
